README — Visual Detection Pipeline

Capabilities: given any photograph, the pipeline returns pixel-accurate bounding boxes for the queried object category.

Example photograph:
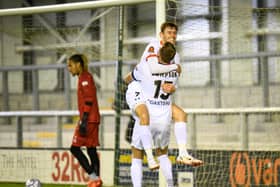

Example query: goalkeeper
[67,54,102,187]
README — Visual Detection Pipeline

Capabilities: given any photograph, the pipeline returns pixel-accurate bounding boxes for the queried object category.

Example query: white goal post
[0,0,154,16]
[0,0,166,34]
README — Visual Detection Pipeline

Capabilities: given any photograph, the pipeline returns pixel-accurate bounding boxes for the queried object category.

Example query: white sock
[138,125,154,160]
[89,171,98,180]
[174,122,189,156]
[158,155,174,187]
[131,158,143,187]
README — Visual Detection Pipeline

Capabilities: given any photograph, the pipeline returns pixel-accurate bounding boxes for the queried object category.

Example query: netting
[118,148,280,187]
[0,0,280,186]
[1,1,280,111]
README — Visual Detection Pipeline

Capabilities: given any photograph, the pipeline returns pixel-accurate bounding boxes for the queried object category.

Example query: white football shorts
[126,81,146,112]
[131,119,171,150]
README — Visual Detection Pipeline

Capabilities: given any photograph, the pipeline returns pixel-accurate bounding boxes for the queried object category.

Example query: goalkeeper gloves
[79,112,89,136]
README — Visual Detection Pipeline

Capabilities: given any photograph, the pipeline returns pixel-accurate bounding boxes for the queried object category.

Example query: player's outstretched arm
[147,56,181,74]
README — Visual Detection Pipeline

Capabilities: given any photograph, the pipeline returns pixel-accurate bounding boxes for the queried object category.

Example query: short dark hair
[159,42,176,64]
[69,54,83,64]
[160,22,178,33]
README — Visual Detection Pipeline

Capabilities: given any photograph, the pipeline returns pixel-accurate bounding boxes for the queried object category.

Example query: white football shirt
[132,60,179,123]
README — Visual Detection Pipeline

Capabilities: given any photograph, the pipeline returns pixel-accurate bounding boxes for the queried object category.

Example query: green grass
[0,183,112,187]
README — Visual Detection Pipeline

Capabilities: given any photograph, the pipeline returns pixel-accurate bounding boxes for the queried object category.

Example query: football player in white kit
[126,42,178,187]
[127,22,203,167]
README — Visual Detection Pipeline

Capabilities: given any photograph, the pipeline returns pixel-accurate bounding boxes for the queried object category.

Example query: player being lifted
[126,42,179,187]
[125,22,203,168]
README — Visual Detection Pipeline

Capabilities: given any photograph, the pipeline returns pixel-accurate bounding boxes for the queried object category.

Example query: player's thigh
[135,104,149,125]
[126,81,144,108]
[126,82,146,114]
[131,146,144,159]
[172,103,187,122]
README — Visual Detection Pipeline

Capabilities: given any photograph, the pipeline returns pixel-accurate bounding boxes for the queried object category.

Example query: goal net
[0,0,280,186]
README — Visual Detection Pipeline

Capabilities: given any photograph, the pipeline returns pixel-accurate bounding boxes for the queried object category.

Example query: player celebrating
[67,54,102,187]
[126,42,179,187]
[128,22,203,166]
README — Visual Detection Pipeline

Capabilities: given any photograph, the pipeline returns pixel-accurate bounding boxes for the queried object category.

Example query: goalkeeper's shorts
[71,122,100,147]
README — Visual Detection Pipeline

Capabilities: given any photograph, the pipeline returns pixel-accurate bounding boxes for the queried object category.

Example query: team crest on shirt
[82,81,88,86]
[148,46,154,53]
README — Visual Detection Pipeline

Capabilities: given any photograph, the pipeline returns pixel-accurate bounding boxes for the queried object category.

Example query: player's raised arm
[146,55,181,74]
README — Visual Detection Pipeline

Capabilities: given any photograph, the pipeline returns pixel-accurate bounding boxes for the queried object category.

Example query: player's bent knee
[174,110,187,122]
[138,113,149,125]
[172,104,187,122]
[179,110,187,122]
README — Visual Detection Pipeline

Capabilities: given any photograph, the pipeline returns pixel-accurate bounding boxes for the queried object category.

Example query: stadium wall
[1,148,279,186]
[0,148,114,186]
